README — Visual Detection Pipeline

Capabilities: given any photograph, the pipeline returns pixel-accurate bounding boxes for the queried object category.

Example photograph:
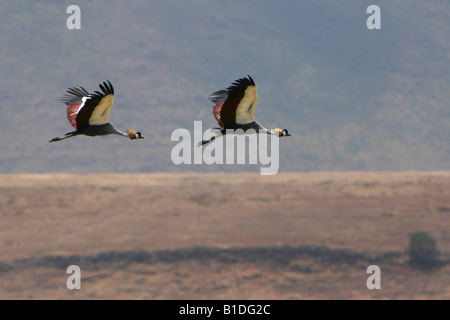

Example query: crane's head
[127,129,144,140]
[273,128,291,137]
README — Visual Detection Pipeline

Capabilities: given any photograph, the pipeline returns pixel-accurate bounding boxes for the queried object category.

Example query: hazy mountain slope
[0,1,448,173]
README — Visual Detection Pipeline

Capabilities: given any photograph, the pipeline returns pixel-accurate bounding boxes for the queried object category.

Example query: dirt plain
[0,171,449,300]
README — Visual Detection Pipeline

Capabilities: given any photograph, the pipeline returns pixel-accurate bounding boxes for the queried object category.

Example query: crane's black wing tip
[60,81,114,104]
[209,75,255,102]
[208,89,228,103]
[87,80,114,99]
[104,80,114,95]
[60,86,89,105]
[98,80,114,96]
[227,75,256,91]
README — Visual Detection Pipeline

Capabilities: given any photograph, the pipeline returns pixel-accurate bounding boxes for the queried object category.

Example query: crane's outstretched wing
[208,75,258,128]
[61,80,115,129]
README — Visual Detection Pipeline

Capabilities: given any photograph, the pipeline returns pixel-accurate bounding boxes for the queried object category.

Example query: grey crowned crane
[49,80,143,142]
[201,75,290,146]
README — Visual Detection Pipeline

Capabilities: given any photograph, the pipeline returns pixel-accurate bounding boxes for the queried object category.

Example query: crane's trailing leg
[49,132,77,143]
[200,135,217,147]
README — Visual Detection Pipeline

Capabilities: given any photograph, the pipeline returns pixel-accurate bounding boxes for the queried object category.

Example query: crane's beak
[135,131,144,139]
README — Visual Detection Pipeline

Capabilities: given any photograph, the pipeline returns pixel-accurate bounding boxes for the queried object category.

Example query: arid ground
[0,172,449,299]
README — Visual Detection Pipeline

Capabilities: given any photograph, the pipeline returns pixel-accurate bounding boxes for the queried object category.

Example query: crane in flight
[49,80,143,142]
[201,75,290,146]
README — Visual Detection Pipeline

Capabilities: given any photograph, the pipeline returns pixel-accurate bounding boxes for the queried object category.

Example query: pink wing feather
[213,101,224,127]
[66,103,82,129]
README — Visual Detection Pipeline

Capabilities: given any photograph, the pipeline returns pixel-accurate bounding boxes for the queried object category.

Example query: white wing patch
[89,94,114,125]
[77,96,89,113]
[235,86,258,125]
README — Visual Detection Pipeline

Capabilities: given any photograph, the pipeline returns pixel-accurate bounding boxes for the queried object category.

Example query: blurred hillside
[1,171,449,299]
[0,0,448,173]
